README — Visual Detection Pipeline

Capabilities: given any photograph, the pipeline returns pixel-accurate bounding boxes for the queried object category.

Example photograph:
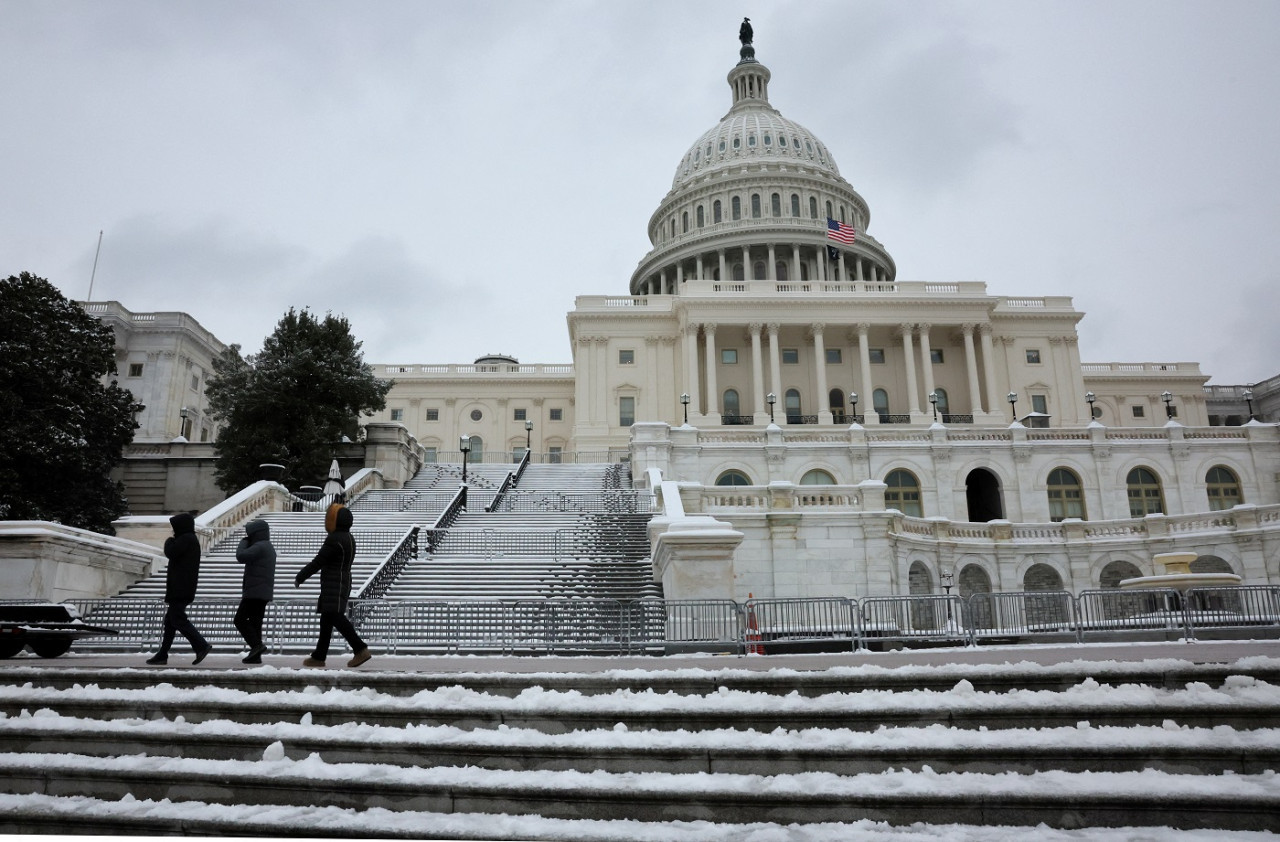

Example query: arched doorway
[965,468,1004,522]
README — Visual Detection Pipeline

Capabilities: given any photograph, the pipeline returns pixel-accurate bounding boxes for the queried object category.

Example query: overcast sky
[3,1,1278,384]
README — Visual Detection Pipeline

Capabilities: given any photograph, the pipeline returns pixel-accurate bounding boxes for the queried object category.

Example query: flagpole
[87,230,103,300]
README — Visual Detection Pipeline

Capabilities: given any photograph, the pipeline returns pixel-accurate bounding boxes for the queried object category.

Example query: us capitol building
[93,31,1280,600]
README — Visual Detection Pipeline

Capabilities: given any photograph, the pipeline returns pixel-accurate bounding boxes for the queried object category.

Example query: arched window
[839,203,847,223]
[791,194,800,217]
[1100,559,1142,589]
[809,196,818,219]
[1023,563,1065,591]
[713,200,722,223]
[715,470,751,486]
[1126,467,1165,517]
[1206,466,1242,510]
[722,389,740,418]
[771,193,781,217]
[681,211,688,233]
[799,261,809,281]
[732,263,745,281]
[1047,468,1085,522]
[1191,555,1235,574]
[753,261,766,280]
[670,219,675,238]
[785,388,802,423]
[696,206,704,228]
[800,469,836,485]
[958,564,993,597]
[776,261,788,281]
[829,389,845,412]
[732,196,741,220]
[933,388,949,417]
[751,194,761,218]
[884,469,922,517]
[825,200,833,220]
[466,435,484,463]
[873,388,890,421]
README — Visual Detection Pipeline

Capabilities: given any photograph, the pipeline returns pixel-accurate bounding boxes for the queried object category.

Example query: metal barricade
[70,599,164,651]
[1182,586,1280,641]
[1076,588,1188,641]
[634,599,743,655]
[859,595,971,647]
[967,591,1080,644]
[510,599,628,655]
[743,597,857,653]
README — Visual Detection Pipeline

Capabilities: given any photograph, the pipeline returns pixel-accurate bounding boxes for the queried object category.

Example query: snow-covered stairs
[1,657,1279,837]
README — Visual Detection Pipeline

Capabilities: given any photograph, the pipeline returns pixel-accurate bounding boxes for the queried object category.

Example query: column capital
[961,322,977,335]
[807,322,825,340]
[915,323,931,335]
[895,323,915,339]
[747,322,763,337]
[856,322,872,336]
[702,322,717,336]
[684,323,700,338]
[766,322,781,337]
[978,323,994,337]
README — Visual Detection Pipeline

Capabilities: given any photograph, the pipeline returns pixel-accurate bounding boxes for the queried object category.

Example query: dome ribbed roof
[672,110,841,190]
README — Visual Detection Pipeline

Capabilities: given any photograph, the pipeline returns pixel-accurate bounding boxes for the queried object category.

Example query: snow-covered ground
[1,646,1279,840]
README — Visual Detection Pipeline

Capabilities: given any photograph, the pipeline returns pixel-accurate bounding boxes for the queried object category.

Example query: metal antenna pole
[87,230,103,300]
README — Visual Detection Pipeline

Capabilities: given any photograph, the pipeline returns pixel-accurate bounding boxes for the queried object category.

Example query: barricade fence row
[11,586,1276,657]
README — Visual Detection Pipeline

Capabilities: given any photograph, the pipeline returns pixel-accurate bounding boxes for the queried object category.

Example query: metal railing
[27,586,1278,658]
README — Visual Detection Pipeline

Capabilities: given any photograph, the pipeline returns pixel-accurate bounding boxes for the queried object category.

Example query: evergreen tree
[0,273,141,533]
[206,308,391,493]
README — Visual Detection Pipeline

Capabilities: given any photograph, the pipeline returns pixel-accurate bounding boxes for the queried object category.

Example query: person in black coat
[146,512,212,665]
[294,505,371,668]
[233,518,276,664]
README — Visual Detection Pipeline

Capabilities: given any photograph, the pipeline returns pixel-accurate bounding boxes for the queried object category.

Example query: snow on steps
[1,659,1279,837]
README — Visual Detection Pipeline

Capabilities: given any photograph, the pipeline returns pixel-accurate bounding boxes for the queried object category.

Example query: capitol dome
[629,33,895,296]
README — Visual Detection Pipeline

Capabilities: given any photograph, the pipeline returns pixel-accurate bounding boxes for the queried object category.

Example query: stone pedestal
[651,516,744,601]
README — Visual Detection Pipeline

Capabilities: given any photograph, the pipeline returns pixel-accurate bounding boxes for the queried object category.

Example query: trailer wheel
[0,638,25,659]
[29,639,72,658]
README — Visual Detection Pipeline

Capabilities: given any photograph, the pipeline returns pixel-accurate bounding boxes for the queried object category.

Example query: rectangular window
[549,408,563,421]
[390,409,403,421]
[825,348,842,365]
[782,348,799,364]
[1132,405,1145,418]
[1026,349,1042,364]
[619,349,634,365]
[549,446,563,464]
[514,408,527,421]
[930,349,944,364]
[190,374,199,391]
[619,396,635,427]
[869,348,886,364]
[424,447,438,462]
[1032,395,1048,414]
[426,409,439,421]
[128,363,144,377]
[721,349,738,364]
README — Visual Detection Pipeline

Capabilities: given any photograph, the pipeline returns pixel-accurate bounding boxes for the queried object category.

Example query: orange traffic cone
[745,593,764,655]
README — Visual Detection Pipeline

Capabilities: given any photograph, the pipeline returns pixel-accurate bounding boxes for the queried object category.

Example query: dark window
[514,408,527,421]
[549,408,563,421]
[128,363,144,377]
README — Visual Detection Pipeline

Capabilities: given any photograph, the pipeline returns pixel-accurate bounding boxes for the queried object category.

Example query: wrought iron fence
[25,586,1280,659]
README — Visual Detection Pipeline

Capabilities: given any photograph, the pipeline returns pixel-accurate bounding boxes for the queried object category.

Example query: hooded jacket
[162,512,201,606]
[295,506,356,614]
[235,519,276,601]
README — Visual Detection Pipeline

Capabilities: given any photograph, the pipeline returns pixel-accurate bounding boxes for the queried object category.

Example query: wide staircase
[82,461,660,652]
[1,655,1278,837]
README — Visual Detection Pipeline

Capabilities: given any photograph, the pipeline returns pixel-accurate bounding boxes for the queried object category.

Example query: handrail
[354,527,420,600]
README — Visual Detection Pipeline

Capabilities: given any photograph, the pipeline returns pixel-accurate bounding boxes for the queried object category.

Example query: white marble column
[899,324,921,416]
[718,249,727,282]
[767,322,782,411]
[683,324,700,419]
[703,323,718,419]
[856,323,874,422]
[791,244,801,283]
[918,324,936,415]
[767,243,776,281]
[811,323,831,423]
[962,323,985,414]
[749,323,766,420]
[741,246,750,281]
[979,325,999,417]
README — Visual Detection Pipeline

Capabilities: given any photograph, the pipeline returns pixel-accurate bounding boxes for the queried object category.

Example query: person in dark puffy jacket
[234,518,276,664]
[294,505,371,668]
[146,512,211,665]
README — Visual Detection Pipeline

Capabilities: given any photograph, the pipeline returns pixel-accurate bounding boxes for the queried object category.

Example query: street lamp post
[680,393,690,425]
[1244,387,1255,422]
[766,392,776,424]
[178,406,189,439]
[459,435,471,484]
[1085,391,1096,421]
[929,391,939,422]
[849,392,858,424]
[941,571,955,625]
[1162,391,1174,419]
[1007,391,1018,422]
[524,419,533,454]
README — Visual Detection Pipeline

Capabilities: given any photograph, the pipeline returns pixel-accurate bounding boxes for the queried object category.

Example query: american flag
[827,218,857,245]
